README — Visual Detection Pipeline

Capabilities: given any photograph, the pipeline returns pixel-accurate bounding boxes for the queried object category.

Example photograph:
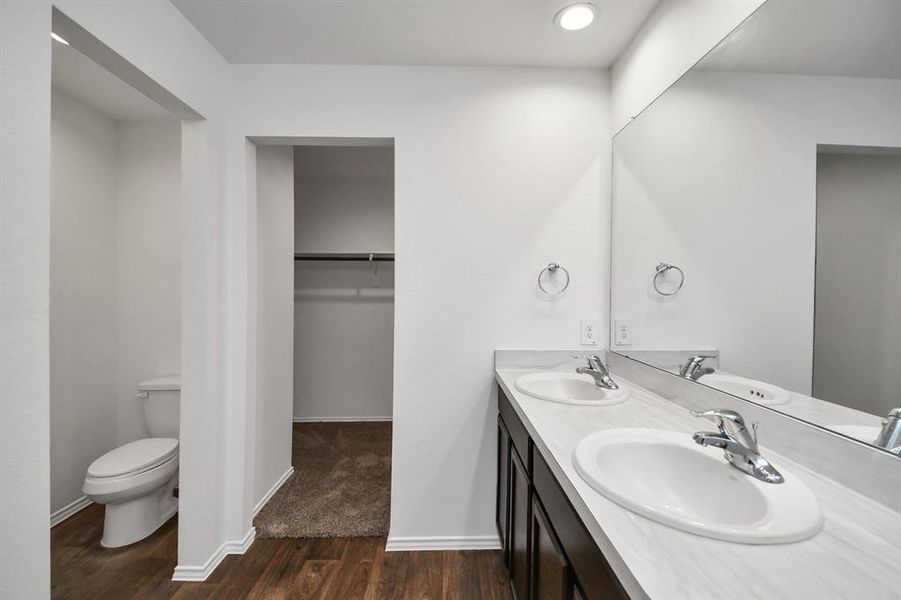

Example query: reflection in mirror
[610,0,901,455]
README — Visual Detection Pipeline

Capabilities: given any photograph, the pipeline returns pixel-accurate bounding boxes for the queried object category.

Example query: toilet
[83,376,180,548]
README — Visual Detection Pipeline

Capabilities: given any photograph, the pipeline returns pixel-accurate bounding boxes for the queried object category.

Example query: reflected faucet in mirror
[574,354,619,390]
[679,355,716,381]
[691,408,784,484]
[875,408,901,454]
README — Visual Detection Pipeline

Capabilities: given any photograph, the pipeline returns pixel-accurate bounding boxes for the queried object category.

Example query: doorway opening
[813,146,901,416]
[48,17,184,597]
[252,140,395,539]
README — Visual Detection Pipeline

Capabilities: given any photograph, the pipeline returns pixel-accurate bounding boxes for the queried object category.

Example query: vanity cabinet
[497,386,628,600]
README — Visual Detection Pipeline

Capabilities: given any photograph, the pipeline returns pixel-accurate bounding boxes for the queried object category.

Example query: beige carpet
[254,421,392,538]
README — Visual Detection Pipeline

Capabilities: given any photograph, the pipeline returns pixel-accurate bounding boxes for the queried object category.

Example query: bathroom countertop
[495,366,901,600]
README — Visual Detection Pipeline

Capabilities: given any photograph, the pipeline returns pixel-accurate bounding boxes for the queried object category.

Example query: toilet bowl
[83,376,180,548]
[83,438,179,547]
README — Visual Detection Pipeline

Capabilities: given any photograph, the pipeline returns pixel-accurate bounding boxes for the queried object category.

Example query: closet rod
[294,252,395,262]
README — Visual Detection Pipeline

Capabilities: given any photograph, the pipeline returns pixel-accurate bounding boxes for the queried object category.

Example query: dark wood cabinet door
[530,496,571,600]
[497,416,512,565]
[533,445,628,600]
[509,447,531,600]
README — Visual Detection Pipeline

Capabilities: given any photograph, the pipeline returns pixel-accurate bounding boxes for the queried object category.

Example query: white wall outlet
[614,319,632,346]
[580,318,599,345]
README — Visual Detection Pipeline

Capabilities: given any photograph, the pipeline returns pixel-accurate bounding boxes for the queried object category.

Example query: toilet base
[100,475,178,548]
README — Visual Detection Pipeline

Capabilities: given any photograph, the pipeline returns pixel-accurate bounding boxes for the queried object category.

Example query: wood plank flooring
[52,504,512,599]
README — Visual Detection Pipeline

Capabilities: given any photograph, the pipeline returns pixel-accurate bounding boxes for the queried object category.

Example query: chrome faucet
[679,355,716,381]
[574,355,619,390]
[691,408,784,484]
[874,408,901,454]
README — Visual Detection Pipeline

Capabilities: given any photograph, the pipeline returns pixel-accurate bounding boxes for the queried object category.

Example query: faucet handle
[692,409,759,450]
[572,353,602,361]
[690,408,747,431]
[680,354,716,377]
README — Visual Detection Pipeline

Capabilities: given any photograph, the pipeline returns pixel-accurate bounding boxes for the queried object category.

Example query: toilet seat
[88,438,179,479]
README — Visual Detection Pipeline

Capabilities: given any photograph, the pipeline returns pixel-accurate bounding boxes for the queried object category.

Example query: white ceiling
[698,0,901,80]
[171,0,659,68]
[52,42,174,121]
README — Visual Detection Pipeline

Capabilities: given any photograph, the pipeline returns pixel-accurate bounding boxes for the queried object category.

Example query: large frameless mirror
[610,0,901,456]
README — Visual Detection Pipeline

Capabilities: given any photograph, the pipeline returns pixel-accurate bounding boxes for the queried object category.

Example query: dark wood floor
[52,503,512,599]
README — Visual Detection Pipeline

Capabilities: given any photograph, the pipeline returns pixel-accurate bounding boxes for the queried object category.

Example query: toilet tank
[138,376,180,438]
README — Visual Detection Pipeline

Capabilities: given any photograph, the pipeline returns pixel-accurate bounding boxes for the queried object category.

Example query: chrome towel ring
[653,262,684,296]
[538,262,570,295]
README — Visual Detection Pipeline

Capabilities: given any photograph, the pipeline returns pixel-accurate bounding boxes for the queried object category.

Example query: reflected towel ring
[538,262,570,295]
[653,262,684,296]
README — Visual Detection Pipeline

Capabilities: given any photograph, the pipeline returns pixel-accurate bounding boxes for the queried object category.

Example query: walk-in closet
[254,142,395,539]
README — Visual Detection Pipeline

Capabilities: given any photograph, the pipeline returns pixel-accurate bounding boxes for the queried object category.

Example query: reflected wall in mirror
[611,0,901,455]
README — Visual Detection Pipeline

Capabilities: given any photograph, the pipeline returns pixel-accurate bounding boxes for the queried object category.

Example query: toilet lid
[88,438,179,478]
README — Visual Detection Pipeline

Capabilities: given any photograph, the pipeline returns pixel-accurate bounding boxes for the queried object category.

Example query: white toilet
[83,376,180,548]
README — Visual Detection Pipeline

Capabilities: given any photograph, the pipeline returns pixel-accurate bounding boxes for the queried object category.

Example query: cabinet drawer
[533,447,627,600]
[498,385,531,472]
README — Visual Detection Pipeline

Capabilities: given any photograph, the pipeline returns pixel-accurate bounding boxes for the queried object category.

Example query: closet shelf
[294,252,395,262]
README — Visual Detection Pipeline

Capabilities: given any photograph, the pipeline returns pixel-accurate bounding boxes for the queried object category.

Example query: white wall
[116,121,182,445]
[294,145,394,254]
[294,263,395,421]
[49,90,119,516]
[813,153,901,416]
[1,4,53,595]
[294,262,394,421]
[254,145,295,506]
[293,145,395,421]
[611,0,763,134]
[612,71,901,396]
[230,65,609,546]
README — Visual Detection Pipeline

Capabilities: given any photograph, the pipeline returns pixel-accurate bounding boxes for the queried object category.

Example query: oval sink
[573,428,823,544]
[699,373,792,406]
[515,372,629,406]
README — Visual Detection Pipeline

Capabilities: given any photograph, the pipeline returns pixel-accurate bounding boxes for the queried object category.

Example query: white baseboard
[292,416,392,423]
[50,496,92,527]
[385,534,502,552]
[253,466,294,516]
[172,526,256,582]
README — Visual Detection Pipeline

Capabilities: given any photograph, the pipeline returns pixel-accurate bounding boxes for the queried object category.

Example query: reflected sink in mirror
[573,428,823,544]
[515,372,629,406]
[698,373,792,406]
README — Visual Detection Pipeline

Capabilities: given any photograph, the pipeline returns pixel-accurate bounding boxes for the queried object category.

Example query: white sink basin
[515,372,629,406]
[573,428,823,544]
[699,373,792,406]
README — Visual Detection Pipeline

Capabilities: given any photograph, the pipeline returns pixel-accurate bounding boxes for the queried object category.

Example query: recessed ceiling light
[50,32,69,45]
[554,3,596,31]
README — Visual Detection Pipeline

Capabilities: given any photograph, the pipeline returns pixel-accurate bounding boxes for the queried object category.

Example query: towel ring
[653,262,684,296]
[538,262,570,295]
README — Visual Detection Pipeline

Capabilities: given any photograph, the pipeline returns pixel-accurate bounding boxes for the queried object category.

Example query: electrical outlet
[614,319,632,346]
[580,318,598,345]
